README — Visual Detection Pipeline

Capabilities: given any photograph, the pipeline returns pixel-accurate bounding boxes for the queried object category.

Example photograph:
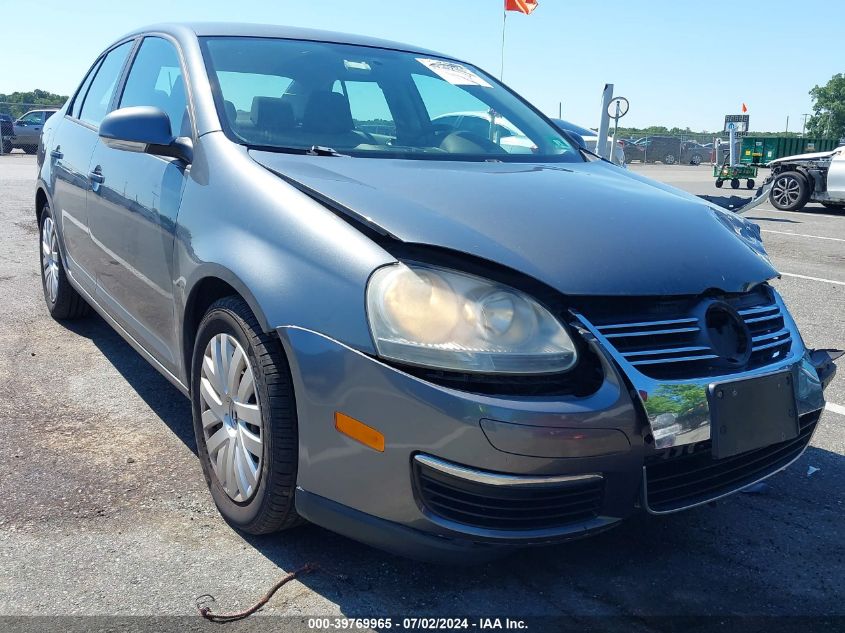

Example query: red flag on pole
[742,103,748,113]
[505,0,539,14]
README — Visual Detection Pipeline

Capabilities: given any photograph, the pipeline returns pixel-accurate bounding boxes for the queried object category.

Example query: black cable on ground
[196,563,317,623]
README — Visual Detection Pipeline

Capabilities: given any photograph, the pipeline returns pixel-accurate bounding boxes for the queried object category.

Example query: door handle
[88,169,105,184]
[50,149,63,159]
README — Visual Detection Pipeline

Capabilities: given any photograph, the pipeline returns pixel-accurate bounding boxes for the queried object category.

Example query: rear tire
[769,171,810,211]
[191,295,303,535]
[690,154,702,166]
[663,153,676,165]
[39,204,91,320]
[730,179,740,189]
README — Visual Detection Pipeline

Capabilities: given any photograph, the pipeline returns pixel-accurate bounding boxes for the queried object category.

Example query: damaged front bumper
[276,285,834,560]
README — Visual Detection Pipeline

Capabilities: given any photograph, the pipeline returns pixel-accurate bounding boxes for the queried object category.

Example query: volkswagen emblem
[704,302,751,366]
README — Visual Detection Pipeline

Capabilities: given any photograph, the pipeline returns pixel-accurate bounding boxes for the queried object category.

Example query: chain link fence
[618,133,723,166]
[0,101,62,156]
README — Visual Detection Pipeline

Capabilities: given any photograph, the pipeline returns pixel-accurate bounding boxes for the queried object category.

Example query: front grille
[644,412,818,512]
[414,460,603,531]
[577,285,792,379]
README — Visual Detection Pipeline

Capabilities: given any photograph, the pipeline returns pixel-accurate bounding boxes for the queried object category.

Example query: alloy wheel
[41,216,60,304]
[772,176,801,207]
[199,333,263,502]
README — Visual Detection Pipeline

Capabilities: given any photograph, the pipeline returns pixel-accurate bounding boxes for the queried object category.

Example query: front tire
[770,171,810,211]
[39,204,90,320]
[191,296,302,534]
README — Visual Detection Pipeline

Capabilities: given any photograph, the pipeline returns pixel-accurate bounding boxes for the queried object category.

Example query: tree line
[0,90,68,119]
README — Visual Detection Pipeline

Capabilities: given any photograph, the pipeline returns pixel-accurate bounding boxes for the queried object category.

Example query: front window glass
[120,37,190,136]
[200,37,580,162]
[18,112,42,124]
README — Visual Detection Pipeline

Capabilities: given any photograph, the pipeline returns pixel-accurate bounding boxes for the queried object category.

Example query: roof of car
[125,22,448,58]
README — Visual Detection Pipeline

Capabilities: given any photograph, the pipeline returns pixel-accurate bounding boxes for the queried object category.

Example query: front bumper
[277,318,828,561]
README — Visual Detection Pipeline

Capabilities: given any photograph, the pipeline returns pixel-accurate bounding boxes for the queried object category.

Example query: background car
[551,118,625,166]
[767,146,845,210]
[0,114,13,153]
[11,108,58,153]
[622,136,711,165]
[681,140,711,165]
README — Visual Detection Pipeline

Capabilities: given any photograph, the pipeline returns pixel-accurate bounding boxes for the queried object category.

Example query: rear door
[50,40,134,292]
[86,36,191,370]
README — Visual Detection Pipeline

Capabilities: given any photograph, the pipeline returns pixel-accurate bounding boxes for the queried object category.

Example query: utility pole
[558,102,562,118]
[801,113,810,137]
[785,115,789,134]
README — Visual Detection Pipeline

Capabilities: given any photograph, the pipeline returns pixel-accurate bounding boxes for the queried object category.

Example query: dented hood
[250,151,777,296]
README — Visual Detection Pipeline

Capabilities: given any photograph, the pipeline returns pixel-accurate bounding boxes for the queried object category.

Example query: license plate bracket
[708,371,799,459]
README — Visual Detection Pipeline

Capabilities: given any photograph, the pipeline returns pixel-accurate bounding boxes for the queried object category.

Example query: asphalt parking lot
[0,154,842,630]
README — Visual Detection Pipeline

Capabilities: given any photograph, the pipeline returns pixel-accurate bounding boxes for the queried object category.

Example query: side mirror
[99,106,192,163]
[564,130,587,150]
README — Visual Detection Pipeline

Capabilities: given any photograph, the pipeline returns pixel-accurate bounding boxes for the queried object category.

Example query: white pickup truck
[767,146,845,211]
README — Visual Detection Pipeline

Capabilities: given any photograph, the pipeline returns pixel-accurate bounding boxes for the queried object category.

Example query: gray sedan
[35,23,835,562]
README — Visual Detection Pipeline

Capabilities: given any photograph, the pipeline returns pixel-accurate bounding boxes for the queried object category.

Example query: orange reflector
[334,412,385,452]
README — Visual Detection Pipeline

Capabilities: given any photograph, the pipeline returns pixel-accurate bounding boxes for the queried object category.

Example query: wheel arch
[35,184,50,223]
[181,266,272,383]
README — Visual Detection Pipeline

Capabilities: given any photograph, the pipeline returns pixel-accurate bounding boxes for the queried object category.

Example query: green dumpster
[739,136,838,165]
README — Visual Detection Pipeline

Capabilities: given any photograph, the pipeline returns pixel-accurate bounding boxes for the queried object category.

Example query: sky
[1,0,842,133]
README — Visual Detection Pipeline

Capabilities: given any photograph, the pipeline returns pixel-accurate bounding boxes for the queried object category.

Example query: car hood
[768,149,838,164]
[249,151,777,296]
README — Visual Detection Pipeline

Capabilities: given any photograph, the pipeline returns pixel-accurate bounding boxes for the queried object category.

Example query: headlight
[366,263,578,374]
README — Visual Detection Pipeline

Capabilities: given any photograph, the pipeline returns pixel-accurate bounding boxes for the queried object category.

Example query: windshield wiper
[244,143,349,157]
[307,145,348,157]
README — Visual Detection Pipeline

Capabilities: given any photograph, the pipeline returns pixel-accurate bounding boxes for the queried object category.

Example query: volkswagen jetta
[35,23,836,561]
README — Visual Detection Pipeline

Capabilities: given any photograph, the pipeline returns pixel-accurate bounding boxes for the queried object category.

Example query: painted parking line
[762,229,845,243]
[758,208,845,220]
[826,402,845,417]
[779,272,845,286]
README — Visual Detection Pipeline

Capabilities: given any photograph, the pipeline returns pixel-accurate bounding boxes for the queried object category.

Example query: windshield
[200,37,581,162]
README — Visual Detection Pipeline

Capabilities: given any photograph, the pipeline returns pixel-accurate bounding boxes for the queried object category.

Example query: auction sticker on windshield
[416,58,492,87]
